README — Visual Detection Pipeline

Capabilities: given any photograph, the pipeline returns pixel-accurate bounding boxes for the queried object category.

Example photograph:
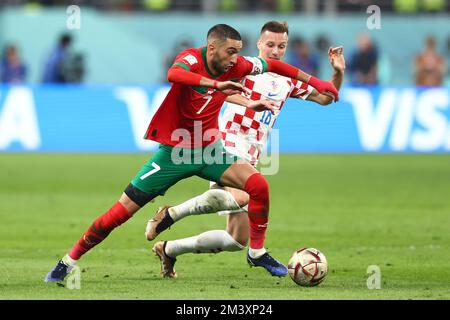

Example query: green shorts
[130,140,239,196]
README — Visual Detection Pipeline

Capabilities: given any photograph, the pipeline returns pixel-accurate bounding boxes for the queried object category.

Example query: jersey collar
[201,47,222,79]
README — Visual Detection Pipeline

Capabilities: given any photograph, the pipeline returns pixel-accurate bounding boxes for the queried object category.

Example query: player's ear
[207,43,216,55]
[256,37,262,51]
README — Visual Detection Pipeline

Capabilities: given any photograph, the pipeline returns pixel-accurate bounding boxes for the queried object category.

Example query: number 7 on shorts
[140,162,161,180]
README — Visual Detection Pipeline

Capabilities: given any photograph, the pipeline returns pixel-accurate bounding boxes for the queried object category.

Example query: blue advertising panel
[0,85,449,153]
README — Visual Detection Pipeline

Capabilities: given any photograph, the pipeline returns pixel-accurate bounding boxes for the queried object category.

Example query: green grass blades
[0,154,449,300]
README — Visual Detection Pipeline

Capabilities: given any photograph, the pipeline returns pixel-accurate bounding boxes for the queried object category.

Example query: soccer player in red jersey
[147,22,345,278]
[45,24,338,282]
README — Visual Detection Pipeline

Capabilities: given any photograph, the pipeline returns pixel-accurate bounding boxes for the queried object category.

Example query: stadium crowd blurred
[0,0,449,85]
[3,32,449,86]
[1,33,85,84]
[1,0,449,13]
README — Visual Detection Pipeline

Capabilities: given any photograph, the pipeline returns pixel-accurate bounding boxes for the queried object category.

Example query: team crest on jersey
[183,54,198,66]
[271,80,278,91]
[267,80,281,98]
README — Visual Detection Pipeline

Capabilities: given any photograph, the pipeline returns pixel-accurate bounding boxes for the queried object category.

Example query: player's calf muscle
[227,213,249,247]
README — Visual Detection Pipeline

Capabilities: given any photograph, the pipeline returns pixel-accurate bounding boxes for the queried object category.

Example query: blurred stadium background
[0,1,449,300]
[1,0,450,153]
[2,0,450,86]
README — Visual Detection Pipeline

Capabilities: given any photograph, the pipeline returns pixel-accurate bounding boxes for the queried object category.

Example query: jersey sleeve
[234,56,268,78]
[172,48,200,72]
[290,78,314,100]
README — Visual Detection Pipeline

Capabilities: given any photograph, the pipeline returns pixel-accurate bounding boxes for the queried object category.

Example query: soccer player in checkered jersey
[148,21,345,278]
[45,23,339,282]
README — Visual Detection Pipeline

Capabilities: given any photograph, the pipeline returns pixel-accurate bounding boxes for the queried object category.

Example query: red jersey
[144,47,268,148]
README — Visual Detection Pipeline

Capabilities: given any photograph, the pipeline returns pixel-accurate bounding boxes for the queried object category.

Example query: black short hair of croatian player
[60,33,72,47]
[260,21,289,35]
[207,24,242,42]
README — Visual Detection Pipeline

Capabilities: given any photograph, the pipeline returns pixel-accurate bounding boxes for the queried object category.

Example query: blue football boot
[45,260,73,282]
[247,251,288,277]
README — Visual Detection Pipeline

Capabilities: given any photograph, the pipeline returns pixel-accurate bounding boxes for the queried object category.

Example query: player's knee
[226,188,249,208]
[119,194,140,215]
[243,173,269,202]
[203,188,227,201]
[233,192,249,208]
[202,189,240,212]
[123,183,156,210]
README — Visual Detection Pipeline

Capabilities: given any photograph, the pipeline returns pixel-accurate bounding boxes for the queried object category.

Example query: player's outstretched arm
[226,94,277,114]
[305,90,333,106]
[306,46,346,106]
[329,46,345,90]
[264,59,339,101]
[167,66,244,95]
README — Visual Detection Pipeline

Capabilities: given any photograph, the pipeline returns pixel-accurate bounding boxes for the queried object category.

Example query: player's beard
[211,56,227,74]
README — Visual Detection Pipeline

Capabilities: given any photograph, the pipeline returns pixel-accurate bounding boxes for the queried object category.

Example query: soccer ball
[288,247,328,287]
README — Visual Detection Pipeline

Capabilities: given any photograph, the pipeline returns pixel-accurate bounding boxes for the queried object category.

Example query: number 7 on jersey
[197,95,212,114]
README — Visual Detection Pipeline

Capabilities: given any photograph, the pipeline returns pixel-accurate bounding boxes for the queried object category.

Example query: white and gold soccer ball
[288,247,328,287]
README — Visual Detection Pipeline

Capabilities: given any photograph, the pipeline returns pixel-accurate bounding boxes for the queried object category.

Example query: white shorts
[222,133,261,167]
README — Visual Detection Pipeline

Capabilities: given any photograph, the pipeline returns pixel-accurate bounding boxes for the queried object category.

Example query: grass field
[0,153,449,300]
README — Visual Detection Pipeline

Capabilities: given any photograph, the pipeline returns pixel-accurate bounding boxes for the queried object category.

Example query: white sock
[217,203,248,216]
[168,189,240,222]
[248,247,267,259]
[165,230,245,258]
[62,254,77,267]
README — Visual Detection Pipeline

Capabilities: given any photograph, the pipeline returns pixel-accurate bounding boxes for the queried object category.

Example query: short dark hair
[60,33,72,47]
[207,24,241,42]
[260,21,289,36]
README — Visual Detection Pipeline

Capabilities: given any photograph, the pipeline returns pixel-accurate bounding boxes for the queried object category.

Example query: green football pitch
[0,153,449,300]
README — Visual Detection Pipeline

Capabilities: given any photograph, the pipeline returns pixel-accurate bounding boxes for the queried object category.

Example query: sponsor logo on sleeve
[244,56,263,75]
[183,54,198,66]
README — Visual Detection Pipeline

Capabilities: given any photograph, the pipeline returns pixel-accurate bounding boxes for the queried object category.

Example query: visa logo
[343,88,450,152]
[115,86,169,151]
[0,87,41,150]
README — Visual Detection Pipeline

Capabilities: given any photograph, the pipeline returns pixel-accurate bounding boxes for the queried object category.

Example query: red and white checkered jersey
[220,72,314,165]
